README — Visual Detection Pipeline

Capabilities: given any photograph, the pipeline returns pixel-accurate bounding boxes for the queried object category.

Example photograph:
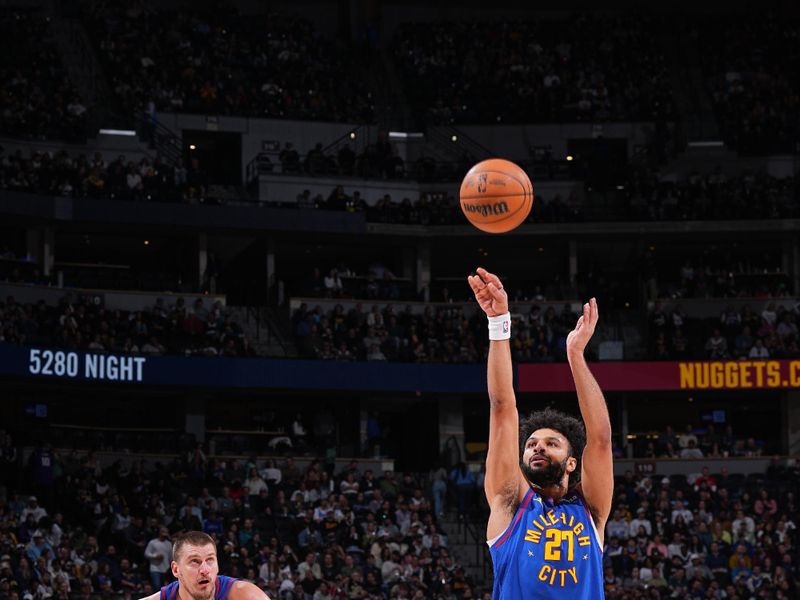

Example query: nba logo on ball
[460,158,534,233]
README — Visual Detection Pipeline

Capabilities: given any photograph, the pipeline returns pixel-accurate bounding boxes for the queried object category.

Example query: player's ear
[566,456,578,474]
[171,561,179,578]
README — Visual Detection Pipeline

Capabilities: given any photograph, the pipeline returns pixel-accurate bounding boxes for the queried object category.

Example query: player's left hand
[467,267,508,317]
[566,298,598,357]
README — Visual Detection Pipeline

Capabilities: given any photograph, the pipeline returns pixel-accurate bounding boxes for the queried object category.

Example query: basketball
[459,158,534,233]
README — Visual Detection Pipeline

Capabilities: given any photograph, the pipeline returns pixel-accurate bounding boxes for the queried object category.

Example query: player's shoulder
[139,592,161,600]
[230,579,271,600]
[569,484,609,530]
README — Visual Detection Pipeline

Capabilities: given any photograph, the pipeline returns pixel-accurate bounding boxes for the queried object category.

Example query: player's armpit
[231,580,271,599]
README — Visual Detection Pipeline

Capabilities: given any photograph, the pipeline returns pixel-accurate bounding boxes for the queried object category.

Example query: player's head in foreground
[171,531,219,600]
[520,406,586,492]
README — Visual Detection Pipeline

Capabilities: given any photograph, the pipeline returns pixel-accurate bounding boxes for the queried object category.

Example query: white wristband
[488,312,511,340]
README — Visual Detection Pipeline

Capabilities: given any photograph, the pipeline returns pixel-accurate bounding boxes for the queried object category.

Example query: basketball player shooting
[140,532,270,600]
[467,267,613,598]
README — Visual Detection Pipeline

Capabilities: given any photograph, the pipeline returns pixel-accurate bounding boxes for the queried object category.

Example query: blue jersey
[489,487,604,599]
[160,575,237,600]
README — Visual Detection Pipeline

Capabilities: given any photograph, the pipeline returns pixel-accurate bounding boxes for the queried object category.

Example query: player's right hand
[467,267,508,317]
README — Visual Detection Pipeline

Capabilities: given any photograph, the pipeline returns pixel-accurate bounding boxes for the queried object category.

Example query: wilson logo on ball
[461,201,510,217]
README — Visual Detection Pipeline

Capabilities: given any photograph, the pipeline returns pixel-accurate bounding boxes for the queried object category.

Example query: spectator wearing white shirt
[705,329,728,359]
[339,472,360,500]
[126,164,143,192]
[762,303,777,326]
[629,508,652,538]
[47,513,64,547]
[261,459,283,486]
[323,269,343,296]
[297,553,322,580]
[144,527,171,589]
[677,424,698,449]
[366,344,387,361]
[312,499,333,523]
[680,439,704,459]
[244,468,268,497]
[20,496,47,524]
[749,339,770,358]
[732,509,756,543]
[606,509,629,540]
[667,532,686,559]
[671,500,693,524]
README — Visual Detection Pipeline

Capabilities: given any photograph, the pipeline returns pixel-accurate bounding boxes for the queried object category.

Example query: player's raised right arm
[468,268,525,537]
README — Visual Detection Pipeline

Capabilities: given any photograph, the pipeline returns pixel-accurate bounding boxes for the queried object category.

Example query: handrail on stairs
[445,481,491,583]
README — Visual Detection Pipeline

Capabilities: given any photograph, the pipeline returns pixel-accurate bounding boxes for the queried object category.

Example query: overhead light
[144,240,150,246]
[189,144,197,150]
[566,155,574,161]
[349,132,356,140]
[388,131,424,139]
[451,135,458,142]
[98,128,136,136]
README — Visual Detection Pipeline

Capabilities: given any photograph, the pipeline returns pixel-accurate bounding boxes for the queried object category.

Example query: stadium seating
[392,15,674,126]
[0,11,88,142]
[80,4,374,123]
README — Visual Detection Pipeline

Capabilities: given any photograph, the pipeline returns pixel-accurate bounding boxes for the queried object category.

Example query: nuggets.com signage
[678,360,800,390]
[518,360,800,392]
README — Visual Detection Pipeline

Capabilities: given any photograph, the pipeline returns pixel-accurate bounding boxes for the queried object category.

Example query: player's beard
[521,455,569,489]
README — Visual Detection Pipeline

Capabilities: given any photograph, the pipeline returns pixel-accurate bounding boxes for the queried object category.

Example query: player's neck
[531,479,569,500]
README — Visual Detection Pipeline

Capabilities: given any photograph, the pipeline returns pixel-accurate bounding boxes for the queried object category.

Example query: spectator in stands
[84,3,375,123]
[144,527,172,590]
[245,468,269,498]
[449,463,475,520]
[393,15,672,125]
[323,270,343,298]
[681,439,704,459]
[749,338,771,358]
[606,509,629,540]
[0,12,88,142]
[705,328,729,358]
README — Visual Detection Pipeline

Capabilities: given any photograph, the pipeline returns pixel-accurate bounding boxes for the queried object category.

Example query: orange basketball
[459,158,534,233]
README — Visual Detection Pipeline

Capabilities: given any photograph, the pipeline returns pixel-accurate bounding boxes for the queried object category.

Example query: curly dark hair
[519,407,586,488]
